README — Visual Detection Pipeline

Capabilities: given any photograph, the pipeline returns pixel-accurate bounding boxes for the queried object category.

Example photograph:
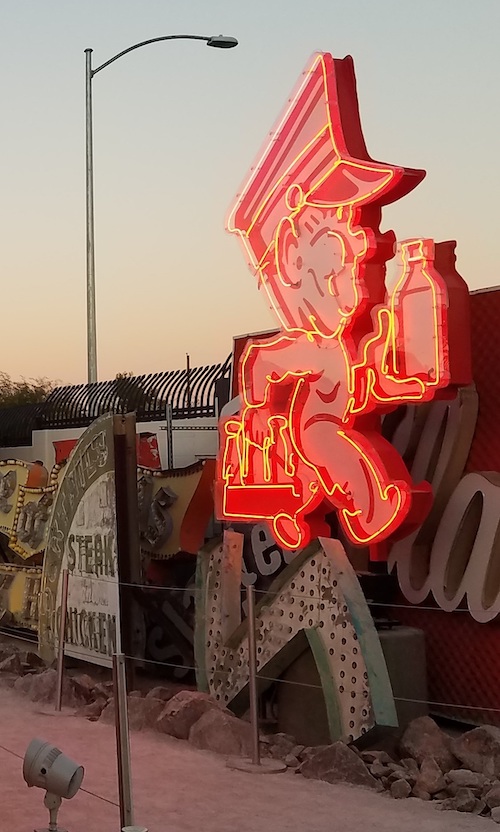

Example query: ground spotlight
[23,738,84,832]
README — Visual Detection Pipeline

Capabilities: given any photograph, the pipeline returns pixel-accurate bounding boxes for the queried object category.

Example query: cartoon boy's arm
[240,333,316,406]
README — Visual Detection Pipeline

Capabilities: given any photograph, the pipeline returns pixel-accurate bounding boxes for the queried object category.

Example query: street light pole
[84,34,238,384]
[85,48,97,385]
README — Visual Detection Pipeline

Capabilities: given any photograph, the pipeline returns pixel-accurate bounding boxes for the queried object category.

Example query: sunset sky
[1,0,499,384]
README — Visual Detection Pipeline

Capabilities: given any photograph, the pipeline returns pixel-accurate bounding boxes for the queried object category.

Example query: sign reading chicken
[216,52,471,552]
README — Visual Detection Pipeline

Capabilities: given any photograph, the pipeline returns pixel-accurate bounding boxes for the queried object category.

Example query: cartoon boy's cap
[228,53,425,269]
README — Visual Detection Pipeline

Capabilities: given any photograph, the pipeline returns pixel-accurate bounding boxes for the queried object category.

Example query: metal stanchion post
[226,585,286,774]
[246,584,260,766]
[55,569,69,711]
[122,827,148,832]
[113,653,134,830]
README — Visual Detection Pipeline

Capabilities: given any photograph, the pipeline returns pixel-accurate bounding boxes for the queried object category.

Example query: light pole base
[226,757,287,774]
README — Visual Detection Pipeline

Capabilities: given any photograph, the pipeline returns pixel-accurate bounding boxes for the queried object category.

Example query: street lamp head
[207,35,238,49]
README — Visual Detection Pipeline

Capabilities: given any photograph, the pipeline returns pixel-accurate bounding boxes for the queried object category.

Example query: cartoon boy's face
[263,204,373,337]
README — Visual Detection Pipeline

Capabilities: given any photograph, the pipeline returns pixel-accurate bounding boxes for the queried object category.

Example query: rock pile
[3,648,500,821]
[351,716,500,821]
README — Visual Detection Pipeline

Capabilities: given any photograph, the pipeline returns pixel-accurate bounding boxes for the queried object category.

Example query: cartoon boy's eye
[296,256,303,270]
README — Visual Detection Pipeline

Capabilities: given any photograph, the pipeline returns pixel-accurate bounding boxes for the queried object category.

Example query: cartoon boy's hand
[360,307,426,402]
[243,405,272,448]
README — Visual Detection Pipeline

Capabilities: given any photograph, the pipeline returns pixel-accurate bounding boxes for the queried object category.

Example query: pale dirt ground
[0,687,489,832]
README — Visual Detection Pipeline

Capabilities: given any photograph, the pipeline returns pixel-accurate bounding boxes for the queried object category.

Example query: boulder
[299,742,380,790]
[390,779,411,799]
[189,708,254,757]
[72,674,95,703]
[99,699,115,724]
[360,750,394,766]
[0,653,23,674]
[13,674,33,696]
[400,758,419,774]
[492,806,500,824]
[297,746,321,764]
[433,790,449,801]
[28,669,76,707]
[139,697,165,730]
[98,695,165,731]
[0,672,18,688]
[369,761,391,779]
[473,799,487,815]
[412,786,431,801]
[271,733,296,751]
[414,757,447,795]
[21,651,45,670]
[129,690,143,698]
[388,769,416,788]
[284,754,300,768]
[451,788,477,813]
[485,784,500,809]
[451,726,500,777]
[79,699,107,721]
[438,788,477,813]
[146,685,176,702]
[94,681,113,700]
[399,716,457,772]
[446,769,489,790]
[127,697,151,731]
[156,691,224,740]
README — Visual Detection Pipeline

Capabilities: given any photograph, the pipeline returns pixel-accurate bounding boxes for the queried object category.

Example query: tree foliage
[0,372,57,408]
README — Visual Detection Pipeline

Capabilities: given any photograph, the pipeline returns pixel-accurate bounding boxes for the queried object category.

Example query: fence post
[113,653,134,830]
[55,568,69,711]
[165,403,173,469]
[246,584,261,766]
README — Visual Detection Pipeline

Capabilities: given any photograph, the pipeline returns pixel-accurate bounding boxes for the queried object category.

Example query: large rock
[156,691,224,740]
[18,669,76,707]
[13,675,33,696]
[412,786,431,800]
[360,750,394,766]
[146,685,177,702]
[78,699,107,721]
[94,681,113,700]
[450,726,500,777]
[414,757,447,795]
[21,651,46,670]
[138,697,165,730]
[268,732,297,761]
[390,779,411,799]
[485,784,500,809]
[399,716,457,772]
[99,699,115,724]
[189,709,254,757]
[0,653,23,674]
[99,695,165,730]
[299,742,380,790]
[71,673,95,703]
[439,788,477,813]
[447,769,489,790]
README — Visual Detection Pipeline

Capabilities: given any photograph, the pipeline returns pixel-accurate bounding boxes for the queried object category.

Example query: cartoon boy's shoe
[272,513,309,549]
[338,481,411,545]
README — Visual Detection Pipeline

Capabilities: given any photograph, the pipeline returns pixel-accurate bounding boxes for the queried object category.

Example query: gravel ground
[0,687,488,832]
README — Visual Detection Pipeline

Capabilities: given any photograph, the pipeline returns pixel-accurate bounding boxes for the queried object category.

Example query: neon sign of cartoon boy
[215,53,471,551]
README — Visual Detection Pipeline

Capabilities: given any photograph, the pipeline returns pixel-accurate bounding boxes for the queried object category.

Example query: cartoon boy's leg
[301,424,421,545]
